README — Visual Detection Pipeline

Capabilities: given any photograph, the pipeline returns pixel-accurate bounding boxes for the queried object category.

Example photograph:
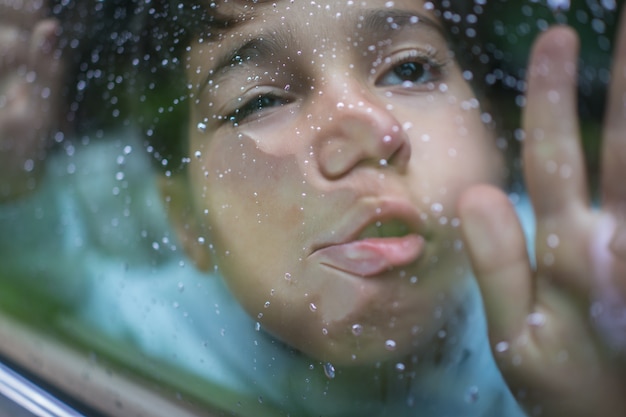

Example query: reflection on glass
[1,1,625,416]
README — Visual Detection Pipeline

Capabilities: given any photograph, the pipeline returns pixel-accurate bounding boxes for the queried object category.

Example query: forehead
[193,0,445,62]
[202,0,439,33]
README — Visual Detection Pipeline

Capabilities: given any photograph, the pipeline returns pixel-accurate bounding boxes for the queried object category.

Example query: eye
[227,93,290,125]
[376,54,445,87]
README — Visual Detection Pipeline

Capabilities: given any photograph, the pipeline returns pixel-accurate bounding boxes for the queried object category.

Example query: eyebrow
[199,8,446,93]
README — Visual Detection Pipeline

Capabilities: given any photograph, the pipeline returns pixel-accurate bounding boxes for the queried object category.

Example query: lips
[310,204,427,277]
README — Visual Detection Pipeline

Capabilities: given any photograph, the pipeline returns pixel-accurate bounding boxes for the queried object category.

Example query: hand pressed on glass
[0,0,63,200]
[459,10,626,417]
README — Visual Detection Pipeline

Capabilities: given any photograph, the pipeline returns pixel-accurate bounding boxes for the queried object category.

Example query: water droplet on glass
[197,122,207,132]
[385,339,397,351]
[547,0,570,12]
[351,324,363,336]
[495,341,510,353]
[465,386,480,403]
[323,362,336,379]
[430,203,443,214]
[527,312,546,327]
[23,159,34,172]
[395,362,406,372]
[547,90,560,103]
[546,234,560,249]
[309,303,317,312]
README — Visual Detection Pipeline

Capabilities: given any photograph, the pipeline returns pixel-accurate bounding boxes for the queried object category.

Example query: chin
[291,324,434,367]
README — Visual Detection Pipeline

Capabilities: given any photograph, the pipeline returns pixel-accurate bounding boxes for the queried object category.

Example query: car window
[0,1,623,416]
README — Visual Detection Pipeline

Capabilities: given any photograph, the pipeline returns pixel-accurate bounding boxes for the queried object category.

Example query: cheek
[192,134,306,233]
[188,132,326,284]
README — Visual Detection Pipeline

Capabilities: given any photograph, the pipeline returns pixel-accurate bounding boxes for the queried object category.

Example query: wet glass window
[1,1,625,416]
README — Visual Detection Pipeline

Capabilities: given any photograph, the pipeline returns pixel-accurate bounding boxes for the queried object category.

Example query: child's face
[179,0,504,365]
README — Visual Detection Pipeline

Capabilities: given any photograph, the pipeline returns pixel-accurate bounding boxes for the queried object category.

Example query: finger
[458,185,534,343]
[0,0,47,28]
[0,20,61,106]
[523,26,589,219]
[29,19,63,94]
[602,5,626,213]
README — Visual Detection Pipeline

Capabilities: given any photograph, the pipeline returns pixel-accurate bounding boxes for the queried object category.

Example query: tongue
[314,234,425,277]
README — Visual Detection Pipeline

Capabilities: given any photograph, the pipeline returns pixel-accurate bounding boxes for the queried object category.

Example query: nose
[312,83,411,179]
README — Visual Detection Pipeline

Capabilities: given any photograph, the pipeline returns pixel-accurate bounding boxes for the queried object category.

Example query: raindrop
[284,272,292,282]
[546,234,560,249]
[351,324,363,336]
[395,362,406,372]
[547,90,560,103]
[309,303,317,312]
[177,282,185,293]
[323,362,336,379]
[601,0,616,10]
[548,0,570,11]
[23,159,35,173]
[527,312,546,327]
[385,339,397,351]
[197,122,207,132]
[264,301,271,308]
[465,386,480,403]
[495,341,510,353]
[430,203,443,214]
[255,322,261,331]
